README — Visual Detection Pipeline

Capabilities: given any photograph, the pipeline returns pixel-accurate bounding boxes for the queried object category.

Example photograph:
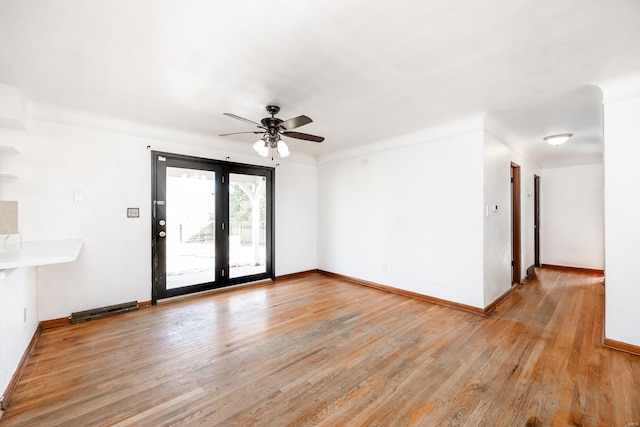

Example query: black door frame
[534,175,541,267]
[151,151,275,303]
[510,162,521,285]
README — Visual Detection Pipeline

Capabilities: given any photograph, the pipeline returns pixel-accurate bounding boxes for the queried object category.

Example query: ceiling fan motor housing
[261,117,284,130]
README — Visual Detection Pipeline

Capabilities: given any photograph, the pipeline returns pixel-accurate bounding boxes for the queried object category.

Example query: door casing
[534,174,540,267]
[511,162,521,285]
[151,151,275,303]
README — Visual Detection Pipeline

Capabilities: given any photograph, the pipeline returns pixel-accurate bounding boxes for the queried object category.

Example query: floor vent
[70,301,138,324]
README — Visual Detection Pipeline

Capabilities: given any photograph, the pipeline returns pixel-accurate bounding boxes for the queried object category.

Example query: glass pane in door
[166,167,216,289]
[229,173,267,278]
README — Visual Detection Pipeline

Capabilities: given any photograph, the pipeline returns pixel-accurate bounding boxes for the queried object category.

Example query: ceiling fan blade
[219,131,264,136]
[223,113,265,128]
[279,115,313,130]
[282,131,324,143]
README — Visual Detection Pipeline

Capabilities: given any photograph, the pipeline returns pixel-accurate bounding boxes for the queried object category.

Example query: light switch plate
[127,208,139,218]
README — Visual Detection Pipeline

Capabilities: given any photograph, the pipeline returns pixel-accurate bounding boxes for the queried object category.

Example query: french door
[151,152,274,303]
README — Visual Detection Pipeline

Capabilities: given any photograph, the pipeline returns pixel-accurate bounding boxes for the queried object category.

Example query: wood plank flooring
[1,269,639,426]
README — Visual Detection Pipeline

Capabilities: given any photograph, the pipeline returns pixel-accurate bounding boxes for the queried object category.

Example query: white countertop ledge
[0,239,83,269]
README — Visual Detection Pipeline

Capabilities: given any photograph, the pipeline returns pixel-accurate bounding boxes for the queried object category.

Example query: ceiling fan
[220,105,324,158]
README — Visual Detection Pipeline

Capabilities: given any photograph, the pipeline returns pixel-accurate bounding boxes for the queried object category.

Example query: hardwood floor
[1,269,638,426]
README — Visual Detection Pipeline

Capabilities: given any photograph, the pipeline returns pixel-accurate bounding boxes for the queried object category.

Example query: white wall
[483,133,512,305]
[275,161,318,275]
[519,161,539,281]
[1,119,317,321]
[0,267,38,401]
[483,132,541,306]
[0,83,27,128]
[603,95,640,346]
[318,131,485,308]
[540,164,604,270]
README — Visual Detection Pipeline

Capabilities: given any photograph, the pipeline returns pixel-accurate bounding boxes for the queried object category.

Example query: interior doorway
[511,163,521,285]
[534,175,540,267]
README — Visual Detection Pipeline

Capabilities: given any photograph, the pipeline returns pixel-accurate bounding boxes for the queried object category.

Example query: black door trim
[534,174,541,267]
[151,151,275,303]
[510,162,521,285]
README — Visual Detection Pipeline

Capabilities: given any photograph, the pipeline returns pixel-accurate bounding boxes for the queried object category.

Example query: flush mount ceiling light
[544,133,572,146]
[220,105,324,159]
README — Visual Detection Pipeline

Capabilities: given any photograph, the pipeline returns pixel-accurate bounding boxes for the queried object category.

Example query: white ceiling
[486,85,604,168]
[1,0,640,165]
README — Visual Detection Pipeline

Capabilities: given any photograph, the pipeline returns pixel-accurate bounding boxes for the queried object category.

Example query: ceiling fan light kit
[252,139,270,157]
[277,140,290,157]
[253,136,290,158]
[544,133,572,146]
[221,105,324,158]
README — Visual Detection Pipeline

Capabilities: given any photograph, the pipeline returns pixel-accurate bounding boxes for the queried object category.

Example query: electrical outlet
[23,307,27,323]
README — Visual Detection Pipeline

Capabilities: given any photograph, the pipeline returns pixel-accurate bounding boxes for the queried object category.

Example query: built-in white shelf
[0,146,19,155]
[0,239,83,270]
[0,173,18,180]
